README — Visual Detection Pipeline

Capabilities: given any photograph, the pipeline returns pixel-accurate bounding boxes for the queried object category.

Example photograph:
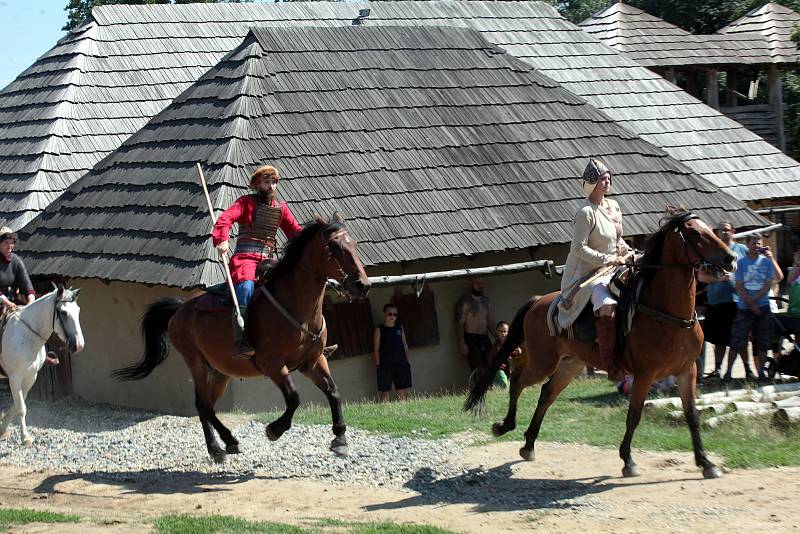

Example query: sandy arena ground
[0,439,798,533]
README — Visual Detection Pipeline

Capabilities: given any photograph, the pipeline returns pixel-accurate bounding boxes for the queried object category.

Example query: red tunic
[212,196,302,285]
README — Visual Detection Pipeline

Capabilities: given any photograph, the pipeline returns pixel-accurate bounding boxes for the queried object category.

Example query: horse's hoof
[622,464,640,478]
[211,452,226,464]
[0,431,9,441]
[331,444,350,457]
[492,422,512,436]
[226,443,241,455]
[519,447,535,461]
[703,465,723,479]
[265,425,281,442]
[22,437,34,447]
[330,436,349,457]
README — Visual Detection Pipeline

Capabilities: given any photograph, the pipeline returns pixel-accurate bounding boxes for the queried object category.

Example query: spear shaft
[196,163,244,328]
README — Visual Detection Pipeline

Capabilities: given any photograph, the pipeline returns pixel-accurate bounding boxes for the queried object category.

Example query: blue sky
[0,0,67,89]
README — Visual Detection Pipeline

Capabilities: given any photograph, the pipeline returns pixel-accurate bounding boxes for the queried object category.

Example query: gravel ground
[0,391,483,491]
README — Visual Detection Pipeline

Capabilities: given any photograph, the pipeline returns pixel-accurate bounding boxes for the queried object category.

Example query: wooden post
[725,69,738,107]
[768,64,786,152]
[706,68,719,110]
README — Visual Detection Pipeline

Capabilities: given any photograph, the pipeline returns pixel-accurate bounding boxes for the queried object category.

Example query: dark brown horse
[465,208,736,479]
[114,213,370,462]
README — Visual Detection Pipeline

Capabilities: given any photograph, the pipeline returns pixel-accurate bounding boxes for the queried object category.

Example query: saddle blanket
[546,269,643,343]
[547,296,597,342]
[195,283,233,312]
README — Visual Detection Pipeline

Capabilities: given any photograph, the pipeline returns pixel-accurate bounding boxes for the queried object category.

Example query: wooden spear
[196,162,244,329]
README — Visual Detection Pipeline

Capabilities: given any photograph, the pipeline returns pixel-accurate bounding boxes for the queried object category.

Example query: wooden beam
[706,68,719,110]
[725,70,738,107]
[768,64,786,152]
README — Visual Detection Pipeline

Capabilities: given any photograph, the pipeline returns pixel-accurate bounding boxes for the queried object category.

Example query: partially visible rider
[557,159,631,381]
[0,226,35,314]
[211,166,302,358]
[0,227,58,366]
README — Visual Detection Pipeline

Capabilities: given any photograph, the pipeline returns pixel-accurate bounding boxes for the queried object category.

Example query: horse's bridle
[11,294,73,348]
[635,212,725,275]
[633,212,727,329]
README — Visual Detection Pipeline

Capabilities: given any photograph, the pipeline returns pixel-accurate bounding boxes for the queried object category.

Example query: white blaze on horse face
[55,297,85,354]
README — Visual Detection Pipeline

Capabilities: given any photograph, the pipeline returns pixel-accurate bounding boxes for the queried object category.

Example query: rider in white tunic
[558,159,630,381]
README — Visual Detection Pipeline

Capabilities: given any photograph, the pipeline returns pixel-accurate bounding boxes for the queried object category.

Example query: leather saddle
[546,266,641,343]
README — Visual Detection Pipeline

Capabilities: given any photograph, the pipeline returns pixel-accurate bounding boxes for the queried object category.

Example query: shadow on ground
[366,462,698,514]
[32,469,282,496]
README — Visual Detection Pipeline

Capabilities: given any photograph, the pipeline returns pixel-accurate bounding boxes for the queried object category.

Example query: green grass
[309,518,458,534]
[153,514,311,534]
[349,522,458,534]
[154,515,459,534]
[0,507,80,527]
[257,378,800,469]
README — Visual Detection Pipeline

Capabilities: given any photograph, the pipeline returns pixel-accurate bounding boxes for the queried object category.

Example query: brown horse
[465,208,736,479]
[114,213,370,463]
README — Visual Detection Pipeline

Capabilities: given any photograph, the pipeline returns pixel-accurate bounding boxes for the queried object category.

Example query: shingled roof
[19,25,764,288]
[2,1,798,233]
[718,2,800,64]
[579,2,772,67]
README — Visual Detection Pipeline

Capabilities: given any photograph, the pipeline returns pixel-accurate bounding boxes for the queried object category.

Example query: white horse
[0,285,84,446]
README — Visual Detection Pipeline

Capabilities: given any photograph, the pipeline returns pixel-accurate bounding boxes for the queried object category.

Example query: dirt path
[1,440,798,533]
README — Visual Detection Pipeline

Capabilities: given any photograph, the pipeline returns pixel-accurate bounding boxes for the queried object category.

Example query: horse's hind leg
[492,367,528,437]
[301,356,348,457]
[677,366,722,479]
[265,366,299,441]
[520,356,585,461]
[203,371,240,455]
[184,354,227,463]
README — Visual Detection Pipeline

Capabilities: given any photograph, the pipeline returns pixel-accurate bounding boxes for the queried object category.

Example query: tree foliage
[554,1,800,33]
[63,0,248,31]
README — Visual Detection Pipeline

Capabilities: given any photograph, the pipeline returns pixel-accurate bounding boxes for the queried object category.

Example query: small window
[323,297,374,360]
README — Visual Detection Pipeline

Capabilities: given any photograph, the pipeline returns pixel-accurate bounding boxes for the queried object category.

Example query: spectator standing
[456,278,495,375]
[698,221,748,379]
[373,304,411,401]
[728,235,776,381]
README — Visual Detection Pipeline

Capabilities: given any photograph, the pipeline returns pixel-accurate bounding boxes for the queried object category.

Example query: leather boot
[232,306,255,359]
[597,315,624,382]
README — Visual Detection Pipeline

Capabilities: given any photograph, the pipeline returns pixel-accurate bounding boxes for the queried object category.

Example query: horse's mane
[264,219,344,289]
[638,209,692,283]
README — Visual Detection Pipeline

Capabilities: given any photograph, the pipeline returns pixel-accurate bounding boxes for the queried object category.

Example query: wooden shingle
[19,26,765,288]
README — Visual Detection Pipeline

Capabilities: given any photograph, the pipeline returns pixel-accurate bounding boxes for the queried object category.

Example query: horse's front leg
[677,365,722,479]
[265,364,299,441]
[301,355,348,456]
[619,373,655,477]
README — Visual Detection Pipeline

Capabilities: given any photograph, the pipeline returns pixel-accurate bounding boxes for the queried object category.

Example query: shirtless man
[456,278,496,373]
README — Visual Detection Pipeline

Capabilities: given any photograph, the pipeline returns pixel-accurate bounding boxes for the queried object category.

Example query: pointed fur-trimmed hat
[581,158,611,196]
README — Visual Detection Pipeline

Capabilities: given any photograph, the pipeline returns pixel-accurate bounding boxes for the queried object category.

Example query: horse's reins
[8,295,71,347]
[254,227,351,347]
[628,212,721,329]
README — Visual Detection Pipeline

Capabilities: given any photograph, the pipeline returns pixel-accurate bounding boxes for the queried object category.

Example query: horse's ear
[314,213,328,225]
[665,205,678,216]
[72,288,81,298]
[332,211,345,224]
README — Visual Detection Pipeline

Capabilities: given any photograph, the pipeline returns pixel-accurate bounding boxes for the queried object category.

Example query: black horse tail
[463,296,536,412]
[113,297,184,381]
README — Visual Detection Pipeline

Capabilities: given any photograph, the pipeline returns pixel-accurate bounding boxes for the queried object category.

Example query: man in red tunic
[212,166,302,358]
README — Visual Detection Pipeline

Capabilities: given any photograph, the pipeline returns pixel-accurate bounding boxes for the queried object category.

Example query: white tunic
[558,198,629,329]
